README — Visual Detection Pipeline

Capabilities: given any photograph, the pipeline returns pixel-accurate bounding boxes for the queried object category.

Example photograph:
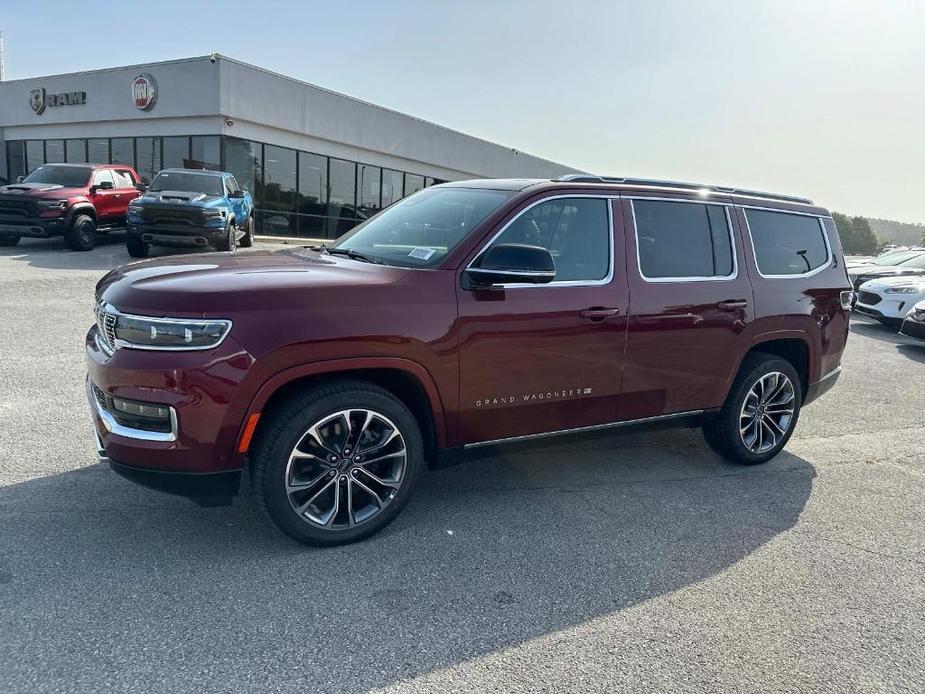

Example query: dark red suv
[86,176,852,545]
[0,163,143,250]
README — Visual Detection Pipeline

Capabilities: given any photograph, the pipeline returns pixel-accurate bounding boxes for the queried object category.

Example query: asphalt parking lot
[1,236,923,694]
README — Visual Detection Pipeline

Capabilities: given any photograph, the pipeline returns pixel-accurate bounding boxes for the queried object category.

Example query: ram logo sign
[29,87,87,116]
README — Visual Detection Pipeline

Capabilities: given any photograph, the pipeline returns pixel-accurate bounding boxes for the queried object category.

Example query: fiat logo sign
[132,73,158,111]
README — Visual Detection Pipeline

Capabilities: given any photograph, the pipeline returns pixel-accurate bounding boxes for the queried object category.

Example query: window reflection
[190,136,220,170]
[135,137,161,184]
[358,164,381,217]
[404,173,424,196]
[111,138,134,167]
[66,139,87,163]
[26,140,44,173]
[162,137,190,169]
[263,145,297,213]
[88,139,109,165]
[45,140,65,164]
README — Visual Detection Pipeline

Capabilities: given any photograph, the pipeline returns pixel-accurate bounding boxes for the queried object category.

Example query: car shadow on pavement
[850,316,925,362]
[0,235,220,273]
[0,428,814,693]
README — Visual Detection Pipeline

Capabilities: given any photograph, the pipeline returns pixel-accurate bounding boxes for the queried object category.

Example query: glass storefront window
[88,139,109,164]
[6,141,25,181]
[26,140,44,173]
[328,158,356,220]
[162,136,190,169]
[135,137,162,184]
[223,137,262,203]
[190,136,220,170]
[404,173,425,196]
[298,152,328,218]
[358,164,381,217]
[45,140,65,164]
[381,169,404,208]
[66,140,87,163]
[110,138,134,167]
[263,145,297,213]
[259,210,297,236]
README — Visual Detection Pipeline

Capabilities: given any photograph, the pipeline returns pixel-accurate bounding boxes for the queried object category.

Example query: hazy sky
[3,0,923,221]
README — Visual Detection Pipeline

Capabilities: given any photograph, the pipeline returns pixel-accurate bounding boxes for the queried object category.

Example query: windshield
[895,252,925,269]
[149,171,224,196]
[332,187,512,267]
[22,165,92,187]
[873,250,921,266]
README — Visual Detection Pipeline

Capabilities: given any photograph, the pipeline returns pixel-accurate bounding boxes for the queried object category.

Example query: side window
[745,209,829,276]
[485,197,610,282]
[92,169,115,188]
[112,169,135,188]
[227,176,241,193]
[633,200,734,280]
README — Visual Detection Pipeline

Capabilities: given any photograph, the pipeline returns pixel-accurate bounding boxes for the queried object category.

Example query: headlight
[203,209,226,218]
[885,286,922,294]
[909,308,925,323]
[38,199,68,209]
[113,313,232,350]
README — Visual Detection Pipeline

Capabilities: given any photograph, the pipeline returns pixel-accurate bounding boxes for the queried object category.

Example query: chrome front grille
[94,301,117,354]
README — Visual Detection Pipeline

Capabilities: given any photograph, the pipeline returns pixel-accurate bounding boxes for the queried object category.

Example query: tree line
[832,212,880,255]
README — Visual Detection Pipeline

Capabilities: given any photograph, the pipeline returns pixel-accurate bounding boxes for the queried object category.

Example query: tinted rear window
[634,200,734,279]
[746,210,829,276]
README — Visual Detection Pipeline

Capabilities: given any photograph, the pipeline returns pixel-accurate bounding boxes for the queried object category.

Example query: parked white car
[899,299,925,345]
[855,275,925,326]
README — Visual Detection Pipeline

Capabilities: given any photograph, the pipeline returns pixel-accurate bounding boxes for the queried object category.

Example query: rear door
[620,195,754,419]
[90,169,120,224]
[110,168,140,224]
[455,195,630,444]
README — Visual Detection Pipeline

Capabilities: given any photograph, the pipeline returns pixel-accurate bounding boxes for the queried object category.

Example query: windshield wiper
[325,247,385,265]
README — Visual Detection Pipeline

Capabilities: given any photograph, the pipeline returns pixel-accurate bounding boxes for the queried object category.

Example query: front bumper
[899,317,925,343]
[129,223,226,248]
[0,214,67,238]
[86,324,271,478]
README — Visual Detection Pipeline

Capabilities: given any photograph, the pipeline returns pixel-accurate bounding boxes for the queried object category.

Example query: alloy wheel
[739,371,795,454]
[285,409,407,529]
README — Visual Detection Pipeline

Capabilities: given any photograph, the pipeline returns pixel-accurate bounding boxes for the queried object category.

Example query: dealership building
[0,55,578,238]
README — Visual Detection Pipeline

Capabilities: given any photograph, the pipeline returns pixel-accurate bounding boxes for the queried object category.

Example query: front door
[455,195,629,444]
[620,195,754,419]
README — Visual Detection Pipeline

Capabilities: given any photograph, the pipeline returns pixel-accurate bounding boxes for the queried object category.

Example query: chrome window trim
[629,198,739,284]
[580,182,817,207]
[466,194,617,289]
[86,379,178,443]
[464,409,706,449]
[95,302,233,352]
[741,207,834,279]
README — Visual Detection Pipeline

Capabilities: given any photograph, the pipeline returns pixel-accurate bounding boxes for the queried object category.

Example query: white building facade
[0,55,579,238]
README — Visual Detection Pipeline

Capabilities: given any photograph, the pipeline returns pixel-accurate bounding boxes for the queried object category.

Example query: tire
[65,214,97,251]
[252,380,424,546]
[217,221,236,252]
[126,235,150,258]
[702,353,802,465]
[0,235,20,247]
[239,213,254,248]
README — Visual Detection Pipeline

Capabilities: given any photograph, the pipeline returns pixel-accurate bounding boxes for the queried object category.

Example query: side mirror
[16,176,24,183]
[228,190,245,199]
[134,182,148,193]
[98,180,114,190]
[463,243,556,288]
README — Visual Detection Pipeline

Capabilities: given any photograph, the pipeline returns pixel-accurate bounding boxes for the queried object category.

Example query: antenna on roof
[0,31,6,82]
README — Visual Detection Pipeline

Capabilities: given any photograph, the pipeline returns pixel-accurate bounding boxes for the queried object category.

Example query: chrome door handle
[580,307,621,321]
[717,299,748,310]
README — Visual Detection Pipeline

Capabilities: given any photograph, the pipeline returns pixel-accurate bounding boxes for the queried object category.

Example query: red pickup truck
[87,176,852,546]
[0,163,143,250]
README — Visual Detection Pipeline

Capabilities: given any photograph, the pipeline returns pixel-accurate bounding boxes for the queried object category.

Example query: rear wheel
[65,214,97,251]
[239,213,254,248]
[0,235,20,247]
[126,235,150,258]
[702,353,802,464]
[252,381,424,546]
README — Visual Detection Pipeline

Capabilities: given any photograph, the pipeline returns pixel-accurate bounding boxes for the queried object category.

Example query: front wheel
[702,354,802,464]
[65,214,97,251]
[217,222,237,252]
[126,235,149,258]
[252,381,424,546]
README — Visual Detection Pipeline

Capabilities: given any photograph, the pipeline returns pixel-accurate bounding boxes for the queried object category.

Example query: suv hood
[138,190,224,208]
[860,274,925,291]
[96,248,412,315]
[0,183,83,199]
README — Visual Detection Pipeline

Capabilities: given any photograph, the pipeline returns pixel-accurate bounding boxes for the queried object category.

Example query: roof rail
[554,175,814,205]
